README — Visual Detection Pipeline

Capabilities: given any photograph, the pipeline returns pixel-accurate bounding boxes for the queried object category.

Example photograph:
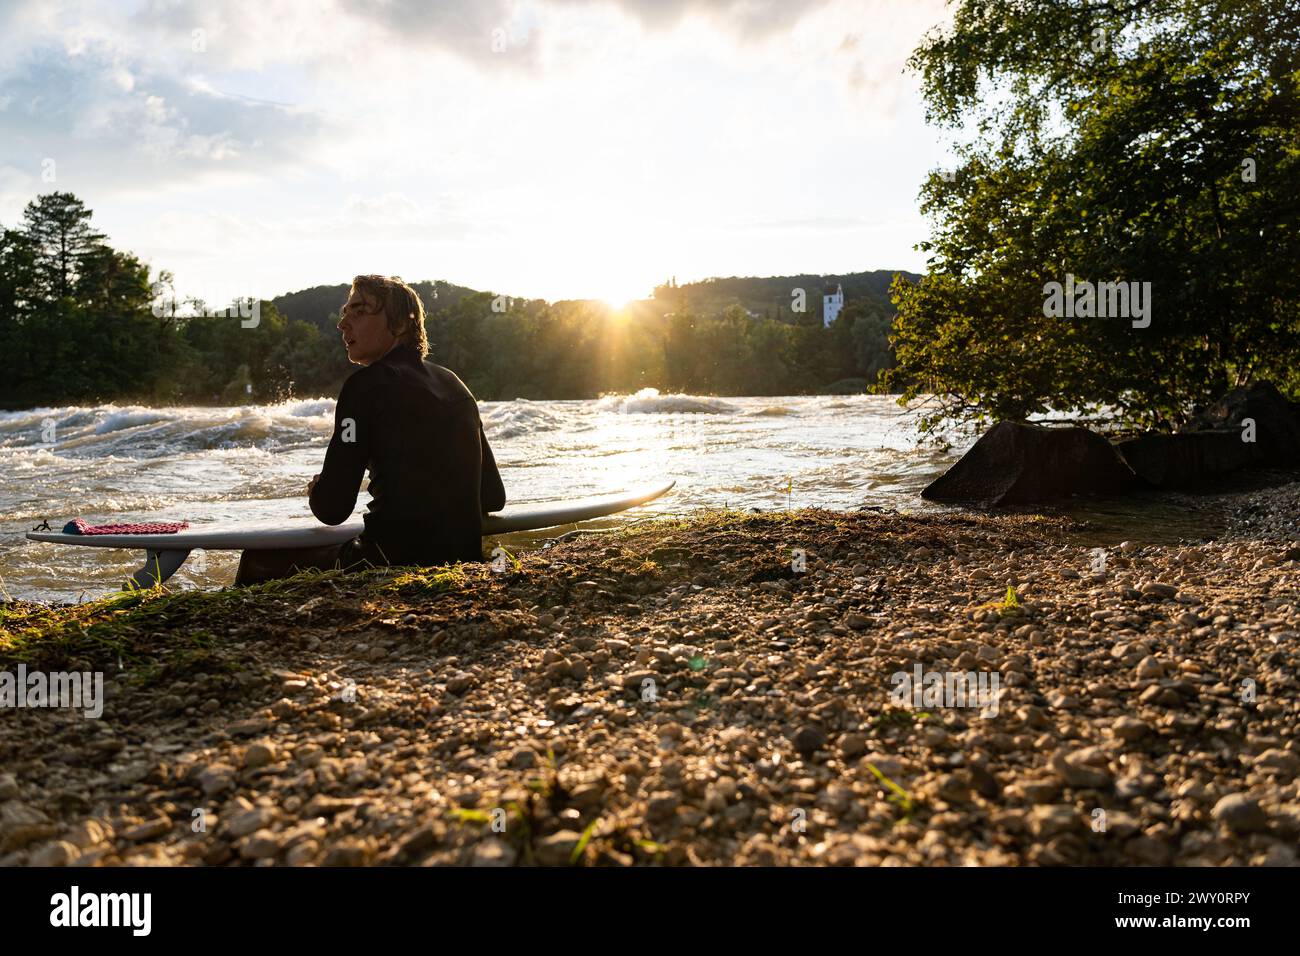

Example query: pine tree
[22,192,107,300]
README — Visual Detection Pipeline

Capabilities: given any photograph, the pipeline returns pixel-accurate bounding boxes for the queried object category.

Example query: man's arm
[310,378,370,525]
[480,418,506,513]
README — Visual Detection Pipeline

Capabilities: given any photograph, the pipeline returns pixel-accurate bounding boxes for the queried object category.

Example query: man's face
[337,290,396,366]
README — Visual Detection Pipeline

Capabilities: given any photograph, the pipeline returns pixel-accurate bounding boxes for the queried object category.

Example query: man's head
[337,275,429,365]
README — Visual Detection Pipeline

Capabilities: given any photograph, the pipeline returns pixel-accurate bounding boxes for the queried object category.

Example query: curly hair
[347,274,430,358]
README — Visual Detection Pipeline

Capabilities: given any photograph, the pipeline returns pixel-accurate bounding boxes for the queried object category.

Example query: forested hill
[271,281,480,332]
[271,270,919,330]
[651,270,921,321]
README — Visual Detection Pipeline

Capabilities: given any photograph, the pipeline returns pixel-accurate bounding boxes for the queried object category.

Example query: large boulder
[1115,431,1261,489]
[1188,382,1300,466]
[922,421,1142,505]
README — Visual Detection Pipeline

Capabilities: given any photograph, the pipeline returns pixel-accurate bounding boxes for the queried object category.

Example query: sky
[0,0,954,306]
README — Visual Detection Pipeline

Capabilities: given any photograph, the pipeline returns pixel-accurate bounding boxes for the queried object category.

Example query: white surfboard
[27,480,675,588]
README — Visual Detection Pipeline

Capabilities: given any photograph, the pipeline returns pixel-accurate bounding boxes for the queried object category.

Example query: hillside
[270,269,920,331]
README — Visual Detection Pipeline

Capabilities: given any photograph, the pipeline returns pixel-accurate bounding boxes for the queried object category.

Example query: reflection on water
[0,388,1245,602]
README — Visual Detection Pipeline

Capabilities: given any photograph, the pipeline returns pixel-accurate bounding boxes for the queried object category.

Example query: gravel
[2,480,1299,866]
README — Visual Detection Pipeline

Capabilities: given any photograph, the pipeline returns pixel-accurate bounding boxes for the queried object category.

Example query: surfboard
[26,480,675,588]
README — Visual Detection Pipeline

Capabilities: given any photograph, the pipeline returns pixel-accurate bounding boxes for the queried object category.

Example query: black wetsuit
[309,344,506,567]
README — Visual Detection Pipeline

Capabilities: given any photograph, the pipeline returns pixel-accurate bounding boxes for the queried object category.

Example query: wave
[480,399,568,441]
[0,399,338,458]
[596,388,737,415]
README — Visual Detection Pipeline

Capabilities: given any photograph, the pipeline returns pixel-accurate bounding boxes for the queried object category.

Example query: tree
[889,0,1300,434]
[22,192,107,301]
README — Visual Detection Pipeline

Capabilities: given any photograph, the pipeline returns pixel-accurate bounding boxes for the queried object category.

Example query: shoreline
[1,486,1298,866]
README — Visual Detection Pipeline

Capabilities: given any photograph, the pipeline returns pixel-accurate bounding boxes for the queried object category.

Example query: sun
[600,295,643,312]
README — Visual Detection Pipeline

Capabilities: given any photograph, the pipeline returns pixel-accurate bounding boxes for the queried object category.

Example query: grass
[1001,585,1020,610]
[2,505,1065,681]
[0,561,471,674]
[864,761,917,822]
[865,706,931,735]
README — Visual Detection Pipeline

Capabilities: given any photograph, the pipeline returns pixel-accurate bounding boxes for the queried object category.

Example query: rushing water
[0,389,1230,602]
[0,390,961,602]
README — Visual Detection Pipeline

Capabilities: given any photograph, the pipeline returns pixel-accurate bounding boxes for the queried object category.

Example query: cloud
[0,34,328,208]
[549,0,835,41]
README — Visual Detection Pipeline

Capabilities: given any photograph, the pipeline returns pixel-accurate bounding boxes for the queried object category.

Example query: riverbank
[2,485,1298,866]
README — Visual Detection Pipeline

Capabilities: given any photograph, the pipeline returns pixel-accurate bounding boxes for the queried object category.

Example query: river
[0,389,1227,602]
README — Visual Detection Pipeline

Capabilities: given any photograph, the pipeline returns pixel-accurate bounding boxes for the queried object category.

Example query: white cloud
[0,0,953,300]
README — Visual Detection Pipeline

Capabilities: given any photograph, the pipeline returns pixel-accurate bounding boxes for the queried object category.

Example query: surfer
[235,275,505,583]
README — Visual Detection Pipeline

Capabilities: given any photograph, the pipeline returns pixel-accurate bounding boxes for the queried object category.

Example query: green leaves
[894,0,1300,433]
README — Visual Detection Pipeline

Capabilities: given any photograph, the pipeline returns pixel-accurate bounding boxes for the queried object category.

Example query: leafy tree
[889,0,1300,433]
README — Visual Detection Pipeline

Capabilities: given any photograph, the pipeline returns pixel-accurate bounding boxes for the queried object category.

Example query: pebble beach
[2,481,1298,867]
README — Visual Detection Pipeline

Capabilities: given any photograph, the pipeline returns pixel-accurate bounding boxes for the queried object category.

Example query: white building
[823,283,844,327]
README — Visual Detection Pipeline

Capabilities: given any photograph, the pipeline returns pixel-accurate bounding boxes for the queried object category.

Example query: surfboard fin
[127,549,191,589]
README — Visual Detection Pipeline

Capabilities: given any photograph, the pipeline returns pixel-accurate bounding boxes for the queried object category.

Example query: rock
[1188,381,1300,466]
[228,808,276,838]
[1212,794,1268,833]
[242,742,278,769]
[1029,805,1079,839]
[646,792,680,821]
[570,783,605,808]
[792,725,827,755]
[1260,843,1297,867]
[934,773,970,804]
[509,748,536,769]
[535,830,582,866]
[0,800,53,854]
[922,421,1141,505]
[240,830,281,860]
[1139,684,1181,706]
[472,838,517,867]
[446,672,474,695]
[229,718,271,737]
[66,820,106,849]
[1139,581,1179,600]
[839,733,868,758]
[391,825,438,861]
[29,841,79,867]
[1134,656,1164,679]
[1046,690,1078,710]
[1049,751,1112,789]
[1116,431,1259,489]
[198,767,234,797]
[322,841,370,866]
[285,842,318,865]
[1255,749,1300,778]
[1110,716,1151,741]
[969,764,1000,799]
[1125,835,1172,865]
[622,670,661,691]
[122,818,171,841]
[304,795,366,817]
[0,775,18,801]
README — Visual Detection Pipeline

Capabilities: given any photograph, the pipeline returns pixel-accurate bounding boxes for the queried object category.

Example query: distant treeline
[0,192,911,408]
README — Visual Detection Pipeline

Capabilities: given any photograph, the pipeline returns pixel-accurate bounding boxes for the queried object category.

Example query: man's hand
[307,473,320,496]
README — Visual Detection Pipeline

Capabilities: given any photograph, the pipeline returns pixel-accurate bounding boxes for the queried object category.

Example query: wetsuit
[310,343,506,565]
[234,344,504,584]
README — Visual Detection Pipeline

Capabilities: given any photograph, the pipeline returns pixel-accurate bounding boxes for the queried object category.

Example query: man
[234,275,505,584]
